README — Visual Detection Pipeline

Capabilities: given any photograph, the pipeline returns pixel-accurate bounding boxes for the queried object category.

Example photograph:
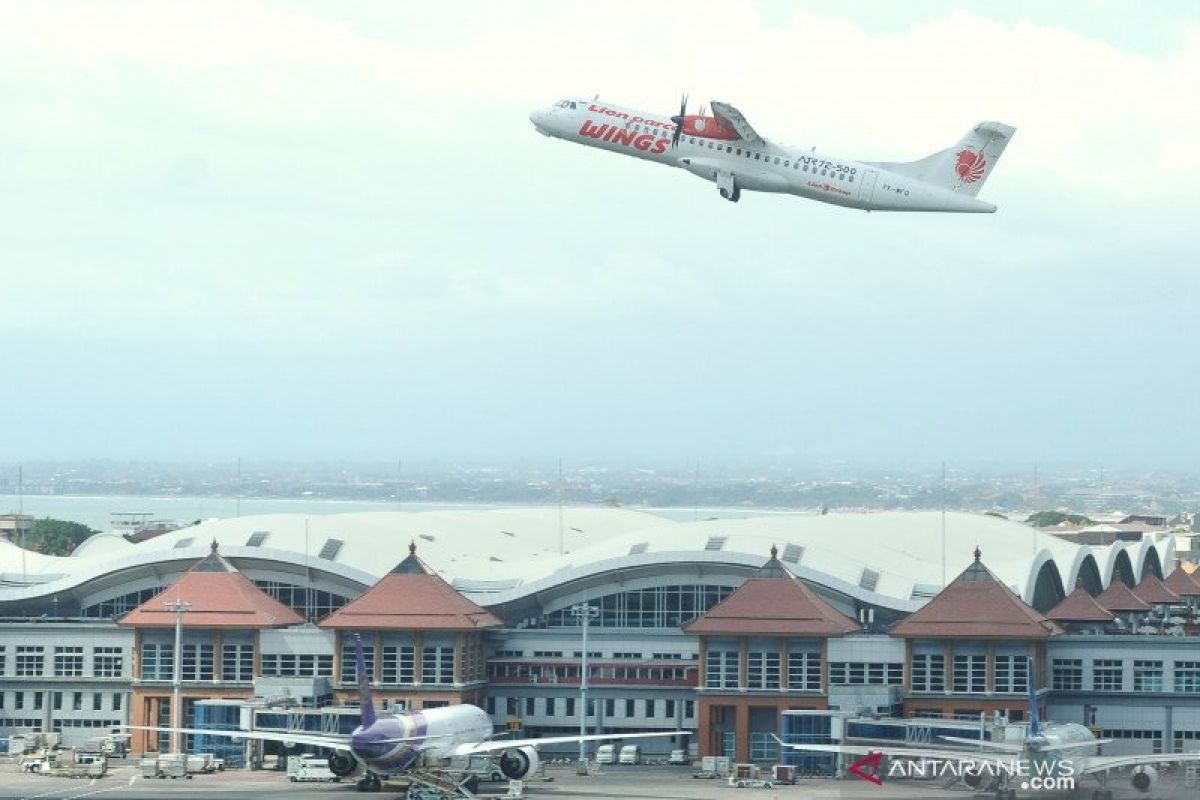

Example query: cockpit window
[569,101,577,110]
[556,100,571,108]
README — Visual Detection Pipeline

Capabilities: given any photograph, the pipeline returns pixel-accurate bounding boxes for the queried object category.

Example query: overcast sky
[1,1,1197,465]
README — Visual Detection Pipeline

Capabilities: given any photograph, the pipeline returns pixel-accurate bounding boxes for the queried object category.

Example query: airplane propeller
[670,93,688,148]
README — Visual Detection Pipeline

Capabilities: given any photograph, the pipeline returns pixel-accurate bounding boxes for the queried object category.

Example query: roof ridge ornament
[211,538,219,554]
[770,544,778,559]
[974,545,981,562]
[409,540,416,555]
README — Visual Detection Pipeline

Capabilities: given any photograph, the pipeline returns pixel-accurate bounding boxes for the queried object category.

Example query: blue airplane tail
[1026,655,1040,736]
[355,634,376,727]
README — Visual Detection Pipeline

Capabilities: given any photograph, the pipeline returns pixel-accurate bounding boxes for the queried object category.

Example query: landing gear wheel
[731,186,741,202]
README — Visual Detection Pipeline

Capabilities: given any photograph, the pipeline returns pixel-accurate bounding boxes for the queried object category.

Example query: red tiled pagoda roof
[889,548,1062,639]
[118,541,302,629]
[683,548,859,637]
[1046,587,1116,623]
[1164,568,1200,597]
[1095,580,1152,612]
[1132,574,1180,605]
[319,542,502,631]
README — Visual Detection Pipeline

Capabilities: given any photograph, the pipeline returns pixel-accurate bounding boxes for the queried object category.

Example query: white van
[618,745,641,765]
[594,744,616,764]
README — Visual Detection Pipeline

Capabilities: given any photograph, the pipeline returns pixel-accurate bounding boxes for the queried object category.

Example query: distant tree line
[16,518,97,556]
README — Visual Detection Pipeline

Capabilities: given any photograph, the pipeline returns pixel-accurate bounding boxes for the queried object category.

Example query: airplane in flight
[529,96,1014,212]
[128,636,684,795]
[773,657,1198,800]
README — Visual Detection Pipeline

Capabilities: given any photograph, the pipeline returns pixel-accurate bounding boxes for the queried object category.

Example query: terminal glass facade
[539,585,735,628]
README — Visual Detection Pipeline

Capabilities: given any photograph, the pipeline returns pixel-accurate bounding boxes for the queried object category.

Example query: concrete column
[985,642,995,693]
[738,638,749,690]
[332,631,342,684]
[413,632,424,684]
[735,702,750,763]
[132,630,142,679]
[902,639,912,692]
[698,638,707,687]
[213,631,224,682]
[780,637,789,692]
[374,632,383,683]
[454,633,464,685]
[944,642,954,697]
[820,639,829,693]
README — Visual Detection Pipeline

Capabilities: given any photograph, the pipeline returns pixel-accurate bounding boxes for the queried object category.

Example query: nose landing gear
[716,170,741,202]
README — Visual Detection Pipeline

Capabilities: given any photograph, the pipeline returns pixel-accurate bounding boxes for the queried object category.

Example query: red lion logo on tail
[955,149,986,183]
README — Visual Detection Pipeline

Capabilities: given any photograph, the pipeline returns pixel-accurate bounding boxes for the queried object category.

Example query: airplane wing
[123,724,351,751]
[1077,752,1200,775]
[452,729,686,757]
[710,101,764,145]
[771,736,1013,768]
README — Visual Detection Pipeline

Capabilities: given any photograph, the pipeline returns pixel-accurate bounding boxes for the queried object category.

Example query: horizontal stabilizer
[866,121,1015,197]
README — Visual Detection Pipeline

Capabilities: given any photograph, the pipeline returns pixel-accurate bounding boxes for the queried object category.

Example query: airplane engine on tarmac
[499,746,540,780]
[328,751,357,777]
[1131,765,1158,793]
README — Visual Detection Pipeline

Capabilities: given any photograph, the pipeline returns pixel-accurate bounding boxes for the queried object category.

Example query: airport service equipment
[288,755,341,782]
[728,763,774,789]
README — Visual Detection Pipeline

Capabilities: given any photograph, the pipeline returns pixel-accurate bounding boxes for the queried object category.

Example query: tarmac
[1,760,1196,800]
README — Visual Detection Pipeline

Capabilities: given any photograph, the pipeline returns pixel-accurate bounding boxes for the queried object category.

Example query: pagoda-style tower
[118,541,302,753]
[889,548,1062,721]
[319,542,502,710]
[683,546,858,762]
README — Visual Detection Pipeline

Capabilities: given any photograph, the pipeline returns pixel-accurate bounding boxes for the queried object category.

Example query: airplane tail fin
[1026,655,1040,737]
[867,121,1015,197]
[355,634,376,728]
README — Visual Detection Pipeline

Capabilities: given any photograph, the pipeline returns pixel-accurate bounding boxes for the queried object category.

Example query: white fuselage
[530,99,996,213]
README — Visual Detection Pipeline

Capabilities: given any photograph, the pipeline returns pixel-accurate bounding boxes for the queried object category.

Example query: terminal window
[789,651,822,691]
[952,655,986,693]
[1175,661,1200,693]
[93,646,124,678]
[54,646,84,677]
[16,645,45,677]
[1093,659,1123,691]
[381,646,415,684]
[222,643,254,682]
[993,655,1028,693]
[1133,660,1164,692]
[340,643,375,683]
[911,653,946,693]
[1051,659,1083,691]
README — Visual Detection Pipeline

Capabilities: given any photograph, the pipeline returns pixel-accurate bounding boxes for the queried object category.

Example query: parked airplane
[529,95,1014,212]
[774,658,1197,800]
[127,636,684,795]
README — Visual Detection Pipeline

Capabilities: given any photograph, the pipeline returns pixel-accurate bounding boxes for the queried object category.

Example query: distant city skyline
[2,2,1197,463]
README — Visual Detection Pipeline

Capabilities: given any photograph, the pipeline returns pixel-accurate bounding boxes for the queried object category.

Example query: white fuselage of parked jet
[530,98,1015,213]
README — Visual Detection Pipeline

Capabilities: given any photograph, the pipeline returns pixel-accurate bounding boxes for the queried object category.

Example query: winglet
[356,634,376,727]
[1026,655,1040,737]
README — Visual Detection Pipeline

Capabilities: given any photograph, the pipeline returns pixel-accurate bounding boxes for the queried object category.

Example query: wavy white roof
[0,508,1174,613]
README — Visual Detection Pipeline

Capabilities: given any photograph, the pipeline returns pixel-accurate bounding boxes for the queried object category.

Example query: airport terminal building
[0,508,1196,762]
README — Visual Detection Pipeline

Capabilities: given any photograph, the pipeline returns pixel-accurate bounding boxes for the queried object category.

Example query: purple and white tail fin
[868,121,1015,196]
[355,634,376,727]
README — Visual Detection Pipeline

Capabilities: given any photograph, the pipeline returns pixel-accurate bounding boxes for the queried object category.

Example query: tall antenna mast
[940,460,947,588]
[558,458,564,556]
[19,465,26,587]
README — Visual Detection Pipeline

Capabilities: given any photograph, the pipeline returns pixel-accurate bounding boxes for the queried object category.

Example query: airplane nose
[529,109,546,127]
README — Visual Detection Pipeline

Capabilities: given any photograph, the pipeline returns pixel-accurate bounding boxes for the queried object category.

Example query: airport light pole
[164,598,191,755]
[571,603,599,774]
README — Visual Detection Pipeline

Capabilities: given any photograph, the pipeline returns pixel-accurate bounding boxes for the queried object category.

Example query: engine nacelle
[1131,765,1158,793]
[327,751,357,778]
[498,747,540,780]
